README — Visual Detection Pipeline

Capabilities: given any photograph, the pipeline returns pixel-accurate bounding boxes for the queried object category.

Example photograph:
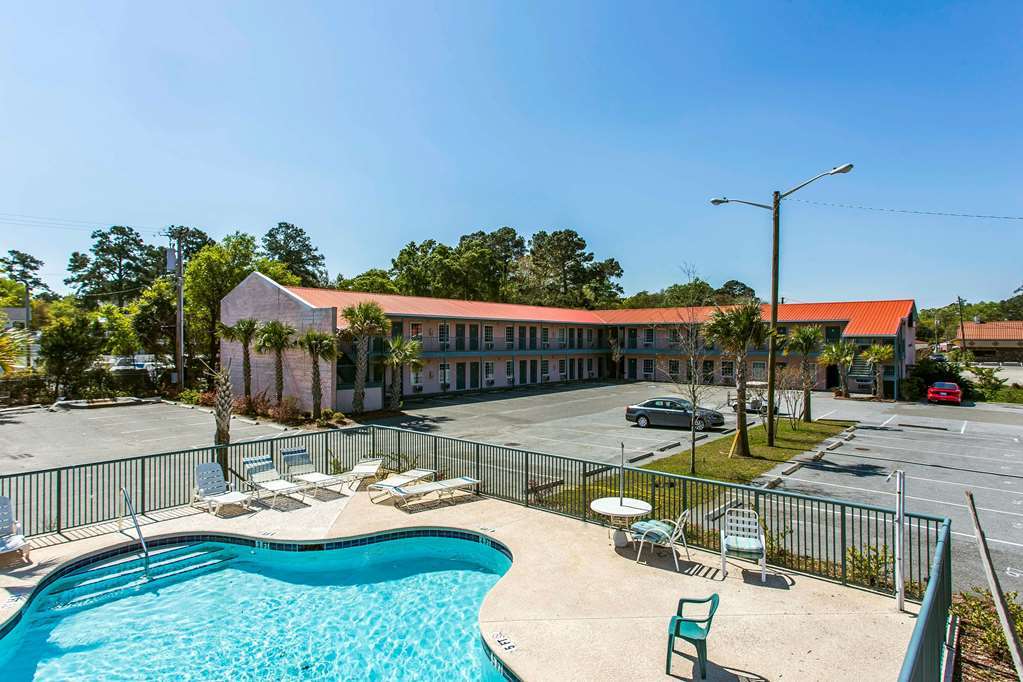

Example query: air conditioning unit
[412,385,424,393]
[485,379,495,386]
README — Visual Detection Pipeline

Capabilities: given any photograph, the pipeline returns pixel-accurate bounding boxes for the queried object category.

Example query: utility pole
[173,233,185,391]
[956,296,967,356]
[766,190,781,446]
[22,279,31,368]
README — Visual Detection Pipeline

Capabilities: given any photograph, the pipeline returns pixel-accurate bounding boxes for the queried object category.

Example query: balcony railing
[410,335,608,353]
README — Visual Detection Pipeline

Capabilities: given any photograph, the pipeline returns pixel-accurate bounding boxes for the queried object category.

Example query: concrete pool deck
[1,486,916,681]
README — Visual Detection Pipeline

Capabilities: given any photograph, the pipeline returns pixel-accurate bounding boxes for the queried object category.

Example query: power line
[0,212,166,234]
[788,199,1023,221]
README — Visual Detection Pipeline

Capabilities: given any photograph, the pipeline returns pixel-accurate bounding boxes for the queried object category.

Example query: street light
[710,163,854,447]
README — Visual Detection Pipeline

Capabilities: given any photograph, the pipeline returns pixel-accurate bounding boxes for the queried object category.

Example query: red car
[927,382,962,405]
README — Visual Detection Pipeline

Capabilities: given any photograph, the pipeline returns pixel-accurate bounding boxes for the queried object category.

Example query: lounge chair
[720,508,766,583]
[368,468,436,502]
[378,476,480,508]
[242,454,307,508]
[193,463,253,516]
[666,594,719,678]
[630,509,691,572]
[281,447,350,494]
[345,458,385,487]
[0,495,30,563]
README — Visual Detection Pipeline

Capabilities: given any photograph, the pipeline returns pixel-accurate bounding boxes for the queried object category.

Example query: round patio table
[590,497,652,548]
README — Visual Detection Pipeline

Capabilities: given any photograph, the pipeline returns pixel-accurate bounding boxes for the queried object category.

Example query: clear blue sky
[2,1,1020,308]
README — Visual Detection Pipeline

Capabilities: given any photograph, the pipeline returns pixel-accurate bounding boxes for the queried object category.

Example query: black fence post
[140,458,147,515]
[474,443,481,486]
[841,504,848,585]
[581,462,588,522]
[524,452,530,507]
[56,469,63,533]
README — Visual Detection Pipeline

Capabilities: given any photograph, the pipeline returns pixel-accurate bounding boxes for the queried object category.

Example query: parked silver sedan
[625,397,725,431]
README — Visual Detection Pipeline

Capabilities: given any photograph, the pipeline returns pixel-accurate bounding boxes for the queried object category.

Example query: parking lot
[766,399,1023,593]
[0,401,284,474]
[371,382,742,465]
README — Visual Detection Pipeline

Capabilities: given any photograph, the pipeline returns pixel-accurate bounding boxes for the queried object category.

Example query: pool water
[0,537,511,681]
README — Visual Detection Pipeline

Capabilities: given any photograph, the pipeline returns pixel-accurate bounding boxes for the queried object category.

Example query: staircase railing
[121,486,151,578]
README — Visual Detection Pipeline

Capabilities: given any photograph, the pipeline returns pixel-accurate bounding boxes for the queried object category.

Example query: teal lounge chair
[666,594,719,679]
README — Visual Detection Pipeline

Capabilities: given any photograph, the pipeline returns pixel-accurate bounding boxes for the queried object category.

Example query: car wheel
[637,415,649,428]
[693,418,706,432]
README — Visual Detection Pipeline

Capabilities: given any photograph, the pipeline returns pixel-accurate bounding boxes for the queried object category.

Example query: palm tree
[219,318,259,407]
[385,336,424,411]
[820,341,857,398]
[783,325,823,422]
[862,343,894,400]
[704,300,770,458]
[297,330,336,419]
[341,302,389,414]
[254,320,296,405]
[206,361,233,475]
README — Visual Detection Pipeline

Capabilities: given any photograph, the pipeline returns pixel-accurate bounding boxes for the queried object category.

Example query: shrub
[321,408,334,420]
[971,366,1008,400]
[331,411,347,424]
[178,388,202,405]
[268,396,303,425]
[899,376,925,401]
[196,390,216,407]
[908,358,977,399]
[952,588,1023,665]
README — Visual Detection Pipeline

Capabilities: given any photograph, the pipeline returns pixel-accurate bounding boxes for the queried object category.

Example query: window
[752,361,767,381]
[825,326,841,343]
[558,359,567,376]
[505,326,514,350]
[669,328,680,344]
[643,328,654,346]
[484,361,494,380]
[568,328,576,348]
[505,361,514,380]
[586,358,593,374]
[438,324,449,350]
[669,359,680,377]
[541,359,549,378]
[702,360,715,383]
[557,328,566,347]
[542,327,550,348]
[776,326,788,337]
[586,328,593,346]
[721,361,735,384]
[483,325,494,349]
[409,322,422,339]
[411,367,423,386]
[642,359,654,378]
[439,363,451,385]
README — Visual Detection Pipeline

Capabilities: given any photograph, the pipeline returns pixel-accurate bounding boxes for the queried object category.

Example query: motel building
[955,319,1023,363]
[221,272,917,413]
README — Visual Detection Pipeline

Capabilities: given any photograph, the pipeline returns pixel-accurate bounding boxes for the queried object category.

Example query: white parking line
[880,415,897,427]
[817,410,837,420]
[961,420,968,434]
[784,476,1023,519]
[853,431,1023,459]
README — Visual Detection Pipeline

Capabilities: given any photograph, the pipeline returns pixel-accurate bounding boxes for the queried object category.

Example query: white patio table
[590,496,652,548]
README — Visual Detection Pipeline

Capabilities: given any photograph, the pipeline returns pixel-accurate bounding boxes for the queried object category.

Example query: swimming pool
[0,532,513,680]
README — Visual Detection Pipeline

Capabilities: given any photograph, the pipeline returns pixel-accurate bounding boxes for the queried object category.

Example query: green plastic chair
[666,593,719,678]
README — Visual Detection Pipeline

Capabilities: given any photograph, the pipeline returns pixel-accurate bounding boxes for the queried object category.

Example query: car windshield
[933,382,957,389]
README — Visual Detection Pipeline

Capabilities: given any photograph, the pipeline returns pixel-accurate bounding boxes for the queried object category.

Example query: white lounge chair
[281,447,350,494]
[242,454,307,508]
[630,509,691,572]
[346,458,385,487]
[193,462,253,516]
[380,476,480,508]
[368,468,436,502]
[720,508,766,583]
[0,496,30,563]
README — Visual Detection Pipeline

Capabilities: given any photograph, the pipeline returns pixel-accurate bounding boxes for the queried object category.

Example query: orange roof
[596,300,915,336]
[287,287,606,324]
[956,320,1023,341]
[285,285,914,336]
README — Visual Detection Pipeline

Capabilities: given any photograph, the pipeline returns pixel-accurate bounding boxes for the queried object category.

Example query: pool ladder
[121,487,151,578]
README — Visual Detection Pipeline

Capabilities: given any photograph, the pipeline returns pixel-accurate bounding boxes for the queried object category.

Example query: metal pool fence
[0,423,952,679]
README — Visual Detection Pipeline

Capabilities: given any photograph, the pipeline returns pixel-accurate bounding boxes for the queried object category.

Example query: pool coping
[0,526,522,681]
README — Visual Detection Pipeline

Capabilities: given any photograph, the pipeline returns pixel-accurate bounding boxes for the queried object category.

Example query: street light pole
[767,191,781,445]
[710,163,853,447]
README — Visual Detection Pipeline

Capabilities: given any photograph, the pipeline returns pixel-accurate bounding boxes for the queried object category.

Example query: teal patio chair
[666,593,719,679]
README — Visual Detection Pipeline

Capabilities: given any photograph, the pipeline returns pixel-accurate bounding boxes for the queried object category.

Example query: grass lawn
[642,418,852,485]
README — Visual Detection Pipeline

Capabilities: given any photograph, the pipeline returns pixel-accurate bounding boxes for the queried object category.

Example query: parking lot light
[710,163,854,447]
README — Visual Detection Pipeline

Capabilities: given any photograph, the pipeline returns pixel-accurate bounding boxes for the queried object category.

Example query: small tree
[384,336,424,411]
[609,332,623,379]
[38,315,107,397]
[207,361,233,475]
[862,343,895,399]
[783,325,823,421]
[297,330,336,419]
[220,318,259,406]
[704,300,769,458]
[820,341,857,398]
[341,302,389,414]
[254,320,296,405]
[778,364,806,429]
